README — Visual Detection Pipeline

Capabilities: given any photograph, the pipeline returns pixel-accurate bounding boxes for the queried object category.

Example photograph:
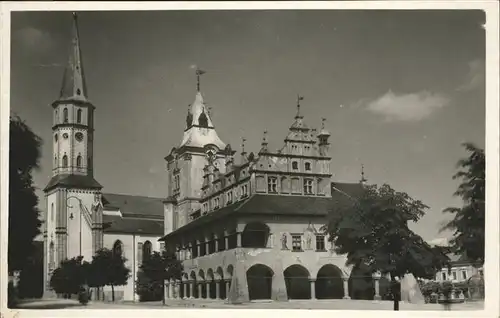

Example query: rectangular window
[292,235,302,252]
[461,270,467,280]
[452,271,457,280]
[441,272,447,281]
[304,179,313,194]
[160,242,165,252]
[268,176,278,193]
[315,235,325,251]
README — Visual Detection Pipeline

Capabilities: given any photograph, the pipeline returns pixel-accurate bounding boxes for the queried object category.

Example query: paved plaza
[14,298,484,311]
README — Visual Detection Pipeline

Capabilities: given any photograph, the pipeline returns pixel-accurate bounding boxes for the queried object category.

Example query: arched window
[49,242,55,271]
[142,240,152,262]
[51,203,54,222]
[113,240,123,257]
[77,109,82,124]
[305,162,311,171]
[198,112,208,128]
[76,155,82,168]
[62,155,68,168]
[63,108,68,123]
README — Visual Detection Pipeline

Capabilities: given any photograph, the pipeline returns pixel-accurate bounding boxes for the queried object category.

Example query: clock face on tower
[75,132,84,142]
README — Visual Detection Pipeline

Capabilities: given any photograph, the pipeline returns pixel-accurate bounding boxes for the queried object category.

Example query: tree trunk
[111,285,114,302]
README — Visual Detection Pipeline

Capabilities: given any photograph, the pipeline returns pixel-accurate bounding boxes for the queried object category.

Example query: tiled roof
[103,215,163,236]
[160,182,363,241]
[101,193,164,218]
[44,174,102,192]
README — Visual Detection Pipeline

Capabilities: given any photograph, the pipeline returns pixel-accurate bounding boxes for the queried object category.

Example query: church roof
[103,215,163,235]
[160,182,363,241]
[58,12,89,103]
[101,193,164,218]
[44,174,102,192]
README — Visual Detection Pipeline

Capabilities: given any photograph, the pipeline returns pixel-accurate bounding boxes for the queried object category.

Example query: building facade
[160,86,371,301]
[42,13,165,302]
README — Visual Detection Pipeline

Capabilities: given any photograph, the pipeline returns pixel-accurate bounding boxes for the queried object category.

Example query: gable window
[63,108,68,123]
[292,235,302,252]
[304,179,313,194]
[315,235,325,251]
[305,162,311,171]
[241,184,249,197]
[77,109,82,124]
[292,161,298,170]
[268,176,278,193]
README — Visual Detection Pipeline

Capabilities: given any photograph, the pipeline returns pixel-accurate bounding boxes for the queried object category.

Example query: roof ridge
[102,192,164,200]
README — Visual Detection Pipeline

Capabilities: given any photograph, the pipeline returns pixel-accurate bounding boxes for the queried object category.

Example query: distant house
[434,253,483,283]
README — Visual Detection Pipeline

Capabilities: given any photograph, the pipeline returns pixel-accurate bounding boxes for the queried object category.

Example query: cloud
[15,27,53,53]
[456,59,485,92]
[363,90,450,122]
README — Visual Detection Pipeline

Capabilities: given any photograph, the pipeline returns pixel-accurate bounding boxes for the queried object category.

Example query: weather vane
[195,68,206,92]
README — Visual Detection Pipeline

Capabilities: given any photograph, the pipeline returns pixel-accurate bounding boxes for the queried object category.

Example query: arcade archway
[315,264,344,299]
[246,264,274,300]
[284,265,311,299]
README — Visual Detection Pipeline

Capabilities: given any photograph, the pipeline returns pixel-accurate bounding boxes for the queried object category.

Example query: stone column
[206,240,210,255]
[205,281,211,299]
[236,232,242,247]
[169,280,174,299]
[214,235,219,252]
[198,282,203,299]
[190,281,195,299]
[215,280,221,299]
[343,278,350,299]
[176,282,181,299]
[183,282,188,299]
[373,279,381,300]
[309,279,316,300]
[197,241,201,257]
[225,280,231,299]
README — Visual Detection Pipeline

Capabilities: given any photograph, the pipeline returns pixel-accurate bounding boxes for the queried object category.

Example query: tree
[89,248,130,302]
[442,143,485,264]
[49,256,88,298]
[136,251,183,302]
[325,183,449,282]
[9,115,42,273]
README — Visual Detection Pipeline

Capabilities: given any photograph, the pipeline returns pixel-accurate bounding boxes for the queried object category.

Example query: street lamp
[67,196,83,256]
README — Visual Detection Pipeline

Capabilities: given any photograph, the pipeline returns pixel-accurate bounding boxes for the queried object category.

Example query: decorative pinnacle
[241,137,247,155]
[296,95,304,118]
[321,118,326,129]
[361,164,367,183]
[262,130,268,145]
[195,68,206,92]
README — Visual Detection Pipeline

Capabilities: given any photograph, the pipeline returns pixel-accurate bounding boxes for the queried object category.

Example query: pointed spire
[295,95,304,119]
[59,12,87,101]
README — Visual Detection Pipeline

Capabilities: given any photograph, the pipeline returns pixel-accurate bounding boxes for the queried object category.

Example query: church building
[42,13,165,302]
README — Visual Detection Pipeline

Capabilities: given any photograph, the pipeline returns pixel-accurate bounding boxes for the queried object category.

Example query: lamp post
[67,196,83,256]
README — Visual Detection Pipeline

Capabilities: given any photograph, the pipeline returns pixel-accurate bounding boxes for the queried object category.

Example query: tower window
[63,108,68,123]
[267,176,278,193]
[62,155,68,168]
[54,134,58,142]
[76,155,82,168]
[77,109,82,124]
[305,162,311,171]
[142,241,152,262]
[55,110,58,122]
[76,89,81,96]
[292,161,298,170]
[51,203,54,222]
[304,179,313,194]
[198,112,208,128]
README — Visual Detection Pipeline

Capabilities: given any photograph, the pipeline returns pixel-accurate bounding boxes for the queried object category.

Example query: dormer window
[268,176,278,193]
[292,161,298,170]
[305,162,311,171]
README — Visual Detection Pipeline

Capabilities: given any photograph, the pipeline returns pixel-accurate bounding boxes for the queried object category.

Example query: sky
[10,10,486,242]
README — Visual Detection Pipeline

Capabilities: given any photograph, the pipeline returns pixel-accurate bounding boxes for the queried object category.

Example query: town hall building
[43,13,377,304]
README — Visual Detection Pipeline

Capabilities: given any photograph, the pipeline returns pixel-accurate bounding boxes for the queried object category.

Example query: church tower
[164,69,229,236]
[43,13,103,295]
